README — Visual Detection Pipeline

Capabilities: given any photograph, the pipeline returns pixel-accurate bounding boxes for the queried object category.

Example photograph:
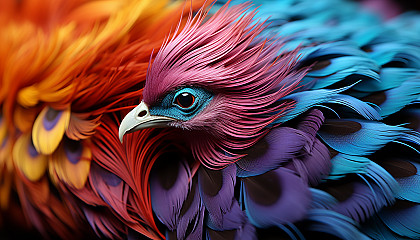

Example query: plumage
[2,0,420,239]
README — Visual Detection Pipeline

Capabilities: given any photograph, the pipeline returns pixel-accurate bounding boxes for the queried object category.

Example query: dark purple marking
[199,167,223,197]
[64,138,83,164]
[207,228,236,240]
[92,163,122,187]
[28,138,39,158]
[1,136,6,149]
[243,171,281,206]
[321,120,362,136]
[42,108,63,131]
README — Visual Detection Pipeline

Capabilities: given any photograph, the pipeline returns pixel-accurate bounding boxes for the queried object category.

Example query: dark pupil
[176,92,195,108]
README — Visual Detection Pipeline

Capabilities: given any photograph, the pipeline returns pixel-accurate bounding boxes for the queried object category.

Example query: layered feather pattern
[1,0,420,239]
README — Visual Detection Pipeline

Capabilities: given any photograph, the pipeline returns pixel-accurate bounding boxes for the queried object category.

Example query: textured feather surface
[2,0,420,239]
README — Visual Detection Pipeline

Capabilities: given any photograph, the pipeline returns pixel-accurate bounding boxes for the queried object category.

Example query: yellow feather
[13,133,48,181]
[32,106,71,155]
[51,139,92,189]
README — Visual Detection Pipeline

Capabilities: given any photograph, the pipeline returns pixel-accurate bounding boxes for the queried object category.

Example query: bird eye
[175,92,195,108]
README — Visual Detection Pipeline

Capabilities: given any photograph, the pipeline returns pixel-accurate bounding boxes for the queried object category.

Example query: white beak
[118,101,175,142]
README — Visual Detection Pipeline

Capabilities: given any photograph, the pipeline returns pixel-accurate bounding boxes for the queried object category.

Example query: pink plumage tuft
[144,2,308,169]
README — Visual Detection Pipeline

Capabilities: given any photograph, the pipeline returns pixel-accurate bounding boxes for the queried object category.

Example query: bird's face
[119,87,213,142]
[118,4,304,168]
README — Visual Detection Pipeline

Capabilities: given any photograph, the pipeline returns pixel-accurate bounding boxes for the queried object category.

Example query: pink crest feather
[144,2,308,169]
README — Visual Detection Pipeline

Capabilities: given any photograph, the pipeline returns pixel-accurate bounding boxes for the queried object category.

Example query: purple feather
[176,176,205,240]
[287,138,332,186]
[236,127,308,177]
[296,109,325,142]
[90,163,130,220]
[149,154,191,231]
[241,167,311,227]
[198,164,247,231]
[206,217,256,240]
[333,182,390,223]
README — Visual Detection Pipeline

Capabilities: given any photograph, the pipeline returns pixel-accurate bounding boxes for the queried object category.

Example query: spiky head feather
[144,3,308,168]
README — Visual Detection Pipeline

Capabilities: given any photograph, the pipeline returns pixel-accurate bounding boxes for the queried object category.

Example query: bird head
[119,3,307,169]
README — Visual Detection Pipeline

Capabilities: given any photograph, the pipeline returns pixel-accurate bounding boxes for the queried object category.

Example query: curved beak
[119,101,175,142]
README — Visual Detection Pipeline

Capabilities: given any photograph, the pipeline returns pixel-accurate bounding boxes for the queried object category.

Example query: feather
[176,176,204,240]
[241,167,311,227]
[279,87,381,123]
[13,133,48,181]
[318,119,416,155]
[32,106,71,155]
[383,160,420,202]
[149,152,191,231]
[66,113,100,140]
[199,164,246,231]
[236,127,308,177]
[378,200,420,239]
[362,72,420,117]
[50,137,92,189]
[290,138,331,186]
[304,209,370,240]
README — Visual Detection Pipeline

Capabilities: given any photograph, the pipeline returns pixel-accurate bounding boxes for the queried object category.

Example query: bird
[1,0,420,239]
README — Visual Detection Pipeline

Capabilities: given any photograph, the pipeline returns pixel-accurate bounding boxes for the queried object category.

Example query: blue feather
[305,209,371,240]
[318,119,415,156]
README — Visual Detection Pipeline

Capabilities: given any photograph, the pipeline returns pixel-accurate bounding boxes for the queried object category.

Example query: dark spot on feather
[180,177,197,217]
[305,231,343,240]
[383,61,407,68]
[92,163,122,187]
[153,153,180,190]
[383,110,420,131]
[207,228,236,240]
[65,138,81,153]
[321,181,354,202]
[289,15,303,21]
[166,231,178,240]
[45,108,60,121]
[298,54,346,69]
[238,139,269,162]
[326,145,339,158]
[362,91,387,106]
[381,158,417,178]
[43,107,63,130]
[199,167,223,197]
[311,60,331,71]
[361,46,373,52]
[257,227,294,240]
[27,138,39,158]
[329,74,376,90]
[390,199,418,210]
[320,120,362,135]
[243,171,281,206]
[63,137,83,164]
